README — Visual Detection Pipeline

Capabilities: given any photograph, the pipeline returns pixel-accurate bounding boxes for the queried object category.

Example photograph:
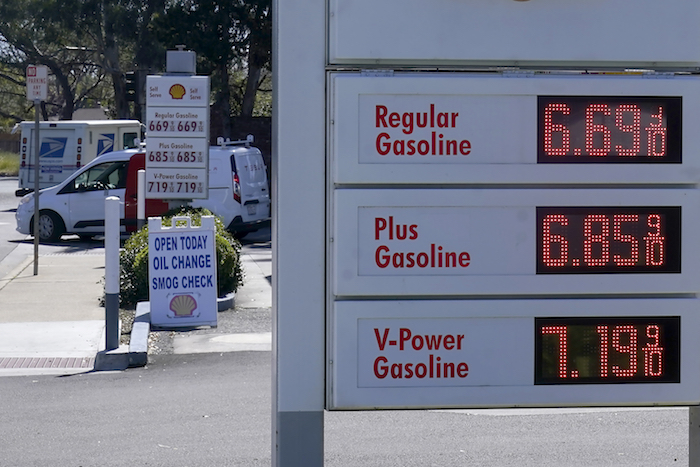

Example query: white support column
[104,196,121,351]
[272,0,326,463]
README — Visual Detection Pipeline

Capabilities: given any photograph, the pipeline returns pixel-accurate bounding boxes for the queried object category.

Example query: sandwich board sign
[148,216,217,328]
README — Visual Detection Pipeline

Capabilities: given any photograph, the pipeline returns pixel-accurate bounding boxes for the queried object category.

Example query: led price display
[535,317,680,384]
[537,96,682,163]
[536,206,681,274]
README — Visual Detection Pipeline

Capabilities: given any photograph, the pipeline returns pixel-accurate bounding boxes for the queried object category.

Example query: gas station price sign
[537,96,682,163]
[536,206,681,274]
[535,316,680,385]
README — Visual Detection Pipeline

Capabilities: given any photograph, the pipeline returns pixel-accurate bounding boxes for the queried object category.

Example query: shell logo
[170,294,197,317]
[169,84,186,100]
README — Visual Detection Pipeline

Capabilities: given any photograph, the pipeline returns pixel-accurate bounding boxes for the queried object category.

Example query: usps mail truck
[15,120,142,196]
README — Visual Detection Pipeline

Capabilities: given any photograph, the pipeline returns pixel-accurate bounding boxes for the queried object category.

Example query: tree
[0,0,272,128]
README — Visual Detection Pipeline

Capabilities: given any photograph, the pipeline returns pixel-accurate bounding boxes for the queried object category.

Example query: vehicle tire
[34,211,65,243]
[233,231,249,240]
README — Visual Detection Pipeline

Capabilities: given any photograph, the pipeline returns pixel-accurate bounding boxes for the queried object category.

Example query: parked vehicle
[15,138,271,242]
[15,120,142,197]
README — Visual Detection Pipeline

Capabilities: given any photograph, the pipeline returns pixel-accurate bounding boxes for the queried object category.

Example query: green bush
[119,206,244,308]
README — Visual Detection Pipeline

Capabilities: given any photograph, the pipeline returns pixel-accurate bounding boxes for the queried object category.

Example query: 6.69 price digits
[147,120,203,133]
[537,96,682,163]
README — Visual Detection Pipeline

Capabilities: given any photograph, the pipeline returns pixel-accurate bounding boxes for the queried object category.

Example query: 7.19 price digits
[535,317,680,384]
[147,181,203,194]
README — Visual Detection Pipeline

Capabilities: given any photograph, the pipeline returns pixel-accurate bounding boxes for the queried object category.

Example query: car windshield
[70,161,128,191]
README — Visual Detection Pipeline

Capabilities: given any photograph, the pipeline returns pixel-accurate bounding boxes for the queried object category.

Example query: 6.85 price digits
[147,151,203,164]
[536,206,681,274]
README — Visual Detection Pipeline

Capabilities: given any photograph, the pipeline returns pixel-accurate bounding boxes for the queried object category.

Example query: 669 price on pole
[535,316,680,384]
[147,119,205,135]
[146,107,208,137]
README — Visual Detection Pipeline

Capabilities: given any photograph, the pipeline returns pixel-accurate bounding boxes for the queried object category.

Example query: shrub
[119,206,244,308]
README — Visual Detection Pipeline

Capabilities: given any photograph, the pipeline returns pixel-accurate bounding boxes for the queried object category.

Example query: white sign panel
[148,216,217,328]
[26,65,48,101]
[146,106,208,138]
[330,299,700,409]
[331,73,700,185]
[146,76,209,106]
[145,167,208,199]
[145,74,210,200]
[332,188,700,297]
[146,137,208,168]
[329,0,700,67]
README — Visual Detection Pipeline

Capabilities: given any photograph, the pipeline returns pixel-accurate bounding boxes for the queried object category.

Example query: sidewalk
[0,241,272,376]
[0,254,106,375]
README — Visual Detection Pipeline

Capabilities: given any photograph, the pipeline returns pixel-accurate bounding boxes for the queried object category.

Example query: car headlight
[19,193,34,205]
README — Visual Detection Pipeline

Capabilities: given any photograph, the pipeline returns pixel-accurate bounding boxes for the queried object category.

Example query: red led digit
[615,104,641,157]
[542,214,569,267]
[543,103,571,156]
[585,104,612,157]
[597,325,609,378]
[646,107,667,157]
[612,214,640,266]
[583,214,610,266]
[541,325,568,378]
[643,325,664,377]
[644,214,665,267]
[611,325,638,377]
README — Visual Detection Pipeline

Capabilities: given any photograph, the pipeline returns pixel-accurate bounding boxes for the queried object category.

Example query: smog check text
[151,234,213,290]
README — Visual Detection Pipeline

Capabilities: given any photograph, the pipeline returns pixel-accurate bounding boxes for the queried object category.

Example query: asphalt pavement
[0,228,272,376]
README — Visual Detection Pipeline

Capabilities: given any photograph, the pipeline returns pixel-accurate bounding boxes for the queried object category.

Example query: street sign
[145,75,210,200]
[26,65,48,102]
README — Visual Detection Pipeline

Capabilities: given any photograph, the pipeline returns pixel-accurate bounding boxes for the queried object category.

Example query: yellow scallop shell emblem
[170,294,197,317]
[169,84,186,100]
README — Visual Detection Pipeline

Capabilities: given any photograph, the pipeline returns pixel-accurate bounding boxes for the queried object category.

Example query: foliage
[0,0,271,123]
[0,150,19,175]
[119,206,244,308]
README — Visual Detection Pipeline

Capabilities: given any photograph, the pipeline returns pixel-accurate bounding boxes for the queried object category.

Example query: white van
[15,120,142,196]
[15,137,270,241]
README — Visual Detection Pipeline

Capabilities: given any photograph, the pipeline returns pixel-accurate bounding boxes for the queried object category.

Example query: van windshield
[61,161,129,193]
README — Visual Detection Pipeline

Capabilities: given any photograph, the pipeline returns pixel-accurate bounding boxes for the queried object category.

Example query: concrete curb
[94,292,232,371]
[94,303,150,371]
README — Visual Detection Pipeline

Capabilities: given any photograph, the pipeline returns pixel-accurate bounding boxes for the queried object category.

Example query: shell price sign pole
[145,73,210,201]
[148,216,217,328]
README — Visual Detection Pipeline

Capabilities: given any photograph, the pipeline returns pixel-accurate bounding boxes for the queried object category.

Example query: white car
[16,140,271,242]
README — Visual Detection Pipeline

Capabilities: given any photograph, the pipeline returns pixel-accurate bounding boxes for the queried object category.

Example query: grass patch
[0,151,19,176]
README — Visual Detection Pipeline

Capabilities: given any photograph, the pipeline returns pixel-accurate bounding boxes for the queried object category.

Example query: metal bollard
[104,196,120,351]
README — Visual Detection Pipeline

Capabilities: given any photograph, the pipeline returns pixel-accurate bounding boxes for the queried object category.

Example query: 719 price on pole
[148,181,204,194]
